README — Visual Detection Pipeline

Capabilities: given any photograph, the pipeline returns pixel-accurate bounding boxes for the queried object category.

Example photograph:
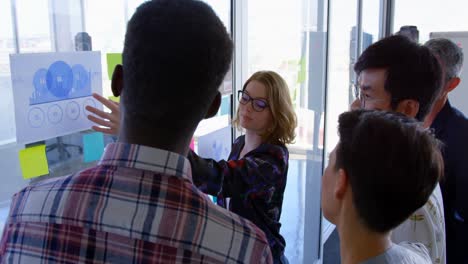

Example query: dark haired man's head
[321,110,443,234]
[113,0,233,151]
[353,35,443,121]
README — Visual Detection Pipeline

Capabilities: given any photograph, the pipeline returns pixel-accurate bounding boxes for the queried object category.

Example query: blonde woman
[87,71,297,264]
[188,71,297,264]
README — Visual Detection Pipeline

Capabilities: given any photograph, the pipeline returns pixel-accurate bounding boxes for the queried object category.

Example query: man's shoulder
[447,105,468,130]
[9,165,271,263]
[391,185,445,263]
[394,242,432,263]
[362,243,432,264]
[196,199,272,262]
[202,193,270,242]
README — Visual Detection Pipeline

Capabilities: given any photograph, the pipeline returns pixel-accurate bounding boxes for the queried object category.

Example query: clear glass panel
[84,0,125,97]
[393,0,468,116]
[0,0,16,143]
[323,0,357,260]
[362,0,380,45]
[16,0,52,52]
[0,0,233,236]
[394,0,468,43]
[325,0,357,158]
[193,1,232,154]
[247,0,328,262]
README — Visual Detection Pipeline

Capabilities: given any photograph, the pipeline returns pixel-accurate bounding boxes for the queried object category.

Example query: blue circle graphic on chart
[66,101,80,120]
[46,61,73,98]
[47,104,63,124]
[28,107,45,128]
[72,64,90,91]
[32,68,48,95]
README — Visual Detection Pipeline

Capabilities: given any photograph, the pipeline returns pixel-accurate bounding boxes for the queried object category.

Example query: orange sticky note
[18,145,49,179]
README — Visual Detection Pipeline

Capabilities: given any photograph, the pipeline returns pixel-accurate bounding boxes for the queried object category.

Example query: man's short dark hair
[336,110,443,233]
[122,0,233,128]
[354,35,443,121]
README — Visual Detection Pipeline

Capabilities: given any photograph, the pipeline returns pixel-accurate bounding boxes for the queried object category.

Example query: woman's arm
[188,144,288,200]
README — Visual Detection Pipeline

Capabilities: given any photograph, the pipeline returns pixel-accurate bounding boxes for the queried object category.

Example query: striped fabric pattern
[0,143,272,263]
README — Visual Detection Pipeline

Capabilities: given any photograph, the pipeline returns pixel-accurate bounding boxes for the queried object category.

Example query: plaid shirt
[188,136,288,260]
[0,143,272,264]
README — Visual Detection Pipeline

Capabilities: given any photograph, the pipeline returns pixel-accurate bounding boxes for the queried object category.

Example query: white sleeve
[391,184,446,264]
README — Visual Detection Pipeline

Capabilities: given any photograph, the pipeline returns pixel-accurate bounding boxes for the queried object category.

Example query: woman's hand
[86,93,121,136]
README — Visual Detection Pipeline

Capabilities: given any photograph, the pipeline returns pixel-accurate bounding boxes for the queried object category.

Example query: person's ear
[111,65,123,97]
[396,99,419,118]
[205,92,221,119]
[335,169,349,200]
[446,77,461,93]
[350,98,361,111]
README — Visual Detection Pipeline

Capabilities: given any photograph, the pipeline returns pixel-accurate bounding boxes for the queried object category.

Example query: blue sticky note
[83,132,105,162]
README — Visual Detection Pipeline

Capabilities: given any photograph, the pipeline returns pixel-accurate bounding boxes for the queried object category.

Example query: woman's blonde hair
[233,71,297,145]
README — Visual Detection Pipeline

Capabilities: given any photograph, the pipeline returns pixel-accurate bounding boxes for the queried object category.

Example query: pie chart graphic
[72,64,90,91]
[28,107,45,128]
[83,98,96,115]
[32,68,48,95]
[66,101,80,120]
[46,61,73,98]
[47,104,63,124]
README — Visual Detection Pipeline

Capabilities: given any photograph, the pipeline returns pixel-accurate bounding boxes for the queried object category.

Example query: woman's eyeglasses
[238,90,269,112]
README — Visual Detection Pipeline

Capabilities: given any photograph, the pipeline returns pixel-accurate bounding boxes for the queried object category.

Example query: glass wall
[323,1,382,261]
[0,0,396,262]
[0,0,15,143]
[394,0,468,43]
[245,0,328,262]
[0,0,233,233]
[393,0,468,116]
[323,1,358,261]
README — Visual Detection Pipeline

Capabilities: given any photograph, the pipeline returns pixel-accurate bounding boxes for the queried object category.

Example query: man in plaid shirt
[0,0,272,263]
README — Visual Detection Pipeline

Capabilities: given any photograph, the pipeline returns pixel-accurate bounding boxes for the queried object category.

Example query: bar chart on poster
[10,52,103,144]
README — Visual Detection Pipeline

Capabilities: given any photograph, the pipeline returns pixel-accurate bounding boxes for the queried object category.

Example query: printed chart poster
[10,52,102,144]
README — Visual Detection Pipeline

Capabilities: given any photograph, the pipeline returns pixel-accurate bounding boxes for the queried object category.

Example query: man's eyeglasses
[353,84,393,108]
[238,90,269,112]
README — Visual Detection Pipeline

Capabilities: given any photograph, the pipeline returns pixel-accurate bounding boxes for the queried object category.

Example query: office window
[246,0,328,262]
[0,0,232,219]
[323,0,357,258]
[16,0,52,52]
[394,0,468,43]
[0,0,15,143]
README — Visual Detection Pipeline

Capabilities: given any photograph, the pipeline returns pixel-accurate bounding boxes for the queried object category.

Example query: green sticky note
[108,96,120,103]
[18,145,49,179]
[297,58,306,84]
[106,53,122,80]
[83,132,105,163]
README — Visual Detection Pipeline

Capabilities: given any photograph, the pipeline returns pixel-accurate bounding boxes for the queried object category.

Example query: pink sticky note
[189,139,195,151]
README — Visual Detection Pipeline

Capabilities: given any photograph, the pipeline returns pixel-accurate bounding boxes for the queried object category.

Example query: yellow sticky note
[106,53,122,80]
[18,145,49,179]
[108,96,120,103]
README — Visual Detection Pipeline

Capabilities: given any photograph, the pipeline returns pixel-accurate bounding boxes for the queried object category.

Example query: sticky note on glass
[189,138,195,151]
[83,132,105,162]
[108,96,120,103]
[18,145,49,179]
[106,53,122,80]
